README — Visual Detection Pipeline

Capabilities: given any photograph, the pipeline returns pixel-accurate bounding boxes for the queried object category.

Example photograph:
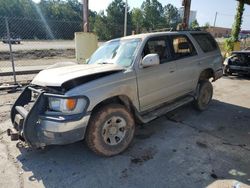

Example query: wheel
[194,80,213,111]
[85,103,135,157]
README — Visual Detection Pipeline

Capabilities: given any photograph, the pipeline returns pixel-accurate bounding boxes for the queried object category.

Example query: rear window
[191,33,218,53]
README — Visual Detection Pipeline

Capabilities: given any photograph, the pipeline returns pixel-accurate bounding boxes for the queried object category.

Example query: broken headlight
[47,96,88,115]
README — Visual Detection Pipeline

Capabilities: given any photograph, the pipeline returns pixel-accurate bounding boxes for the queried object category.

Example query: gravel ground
[0,76,250,188]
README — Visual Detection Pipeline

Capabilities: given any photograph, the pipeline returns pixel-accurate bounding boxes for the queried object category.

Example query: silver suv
[9,31,223,156]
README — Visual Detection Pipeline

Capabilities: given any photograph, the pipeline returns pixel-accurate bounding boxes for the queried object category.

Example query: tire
[85,103,135,157]
[194,80,213,111]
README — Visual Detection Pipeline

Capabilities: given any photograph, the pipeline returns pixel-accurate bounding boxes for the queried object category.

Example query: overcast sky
[33,0,250,29]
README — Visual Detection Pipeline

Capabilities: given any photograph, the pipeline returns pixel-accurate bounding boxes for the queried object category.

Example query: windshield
[88,38,141,67]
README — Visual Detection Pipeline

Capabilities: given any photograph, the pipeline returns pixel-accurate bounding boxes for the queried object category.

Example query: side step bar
[137,96,194,124]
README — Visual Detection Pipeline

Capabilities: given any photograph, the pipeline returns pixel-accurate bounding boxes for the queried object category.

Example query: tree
[131,8,144,34]
[190,19,199,29]
[225,0,247,52]
[93,12,110,40]
[231,0,245,42]
[163,4,181,29]
[39,0,82,21]
[106,0,131,38]
[141,0,164,31]
[0,0,37,18]
[204,22,210,28]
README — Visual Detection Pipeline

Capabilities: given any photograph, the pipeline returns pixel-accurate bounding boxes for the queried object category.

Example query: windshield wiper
[97,62,114,64]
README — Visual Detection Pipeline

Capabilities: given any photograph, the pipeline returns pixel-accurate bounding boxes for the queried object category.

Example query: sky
[32,0,250,29]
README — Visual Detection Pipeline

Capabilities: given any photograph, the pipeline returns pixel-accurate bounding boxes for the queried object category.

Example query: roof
[111,30,209,41]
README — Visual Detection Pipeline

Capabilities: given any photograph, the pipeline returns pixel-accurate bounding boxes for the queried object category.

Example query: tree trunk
[231,0,244,42]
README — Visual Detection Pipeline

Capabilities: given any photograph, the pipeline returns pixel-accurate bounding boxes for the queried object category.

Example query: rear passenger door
[167,34,199,94]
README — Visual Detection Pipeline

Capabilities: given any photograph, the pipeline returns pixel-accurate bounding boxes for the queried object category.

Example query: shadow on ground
[16,100,250,188]
[223,74,250,81]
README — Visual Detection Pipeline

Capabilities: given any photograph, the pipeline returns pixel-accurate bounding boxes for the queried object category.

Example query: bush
[224,38,234,53]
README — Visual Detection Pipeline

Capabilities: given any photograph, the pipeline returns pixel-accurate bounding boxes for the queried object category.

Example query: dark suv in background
[2,33,21,44]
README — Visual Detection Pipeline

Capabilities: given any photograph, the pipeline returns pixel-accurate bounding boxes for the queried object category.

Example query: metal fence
[0,16,82,85]
[1,16,250,86]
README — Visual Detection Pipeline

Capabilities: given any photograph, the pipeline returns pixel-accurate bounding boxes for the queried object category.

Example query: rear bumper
[9,86,90,148]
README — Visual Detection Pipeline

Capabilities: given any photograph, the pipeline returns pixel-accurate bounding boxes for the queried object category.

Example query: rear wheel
[194,80,213,111]
[85,104,135,157]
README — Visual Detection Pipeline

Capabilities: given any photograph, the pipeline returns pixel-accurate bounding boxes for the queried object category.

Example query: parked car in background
[8,31,223,156]
[2,33,21,44]
[223,50,250,76]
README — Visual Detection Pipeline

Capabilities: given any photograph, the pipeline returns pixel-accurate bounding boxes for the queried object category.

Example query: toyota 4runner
[8,31,223,156]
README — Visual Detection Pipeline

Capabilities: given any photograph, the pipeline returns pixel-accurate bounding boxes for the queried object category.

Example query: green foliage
[231,0,245,42]
[224,37,235,52]
[131,8,144,34]
[106,0,131,38]
[93,12,110,40]
[203,22,210,29]
[163,4,181,29]
[141,0,164,30]
[0,0,182,40]
[190,19,199,29]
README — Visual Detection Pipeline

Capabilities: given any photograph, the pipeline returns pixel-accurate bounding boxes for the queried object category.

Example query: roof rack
[151,27,207,33]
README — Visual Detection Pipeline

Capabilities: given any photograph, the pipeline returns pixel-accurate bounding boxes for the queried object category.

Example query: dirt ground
[0,40,75,52]
[0,40,105,83]
[0,76,250,188]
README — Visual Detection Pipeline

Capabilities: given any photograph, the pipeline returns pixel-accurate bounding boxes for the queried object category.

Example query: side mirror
[141,54,160,68]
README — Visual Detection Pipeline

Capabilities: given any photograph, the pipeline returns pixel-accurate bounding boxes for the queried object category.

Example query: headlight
[47,97,87,115]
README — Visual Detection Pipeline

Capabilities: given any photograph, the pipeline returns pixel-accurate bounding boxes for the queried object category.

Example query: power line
[217,12,250,17]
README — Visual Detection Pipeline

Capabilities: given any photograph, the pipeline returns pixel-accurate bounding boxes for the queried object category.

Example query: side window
[169,35,197,60]
[142,37,170,64]
[191,33,218,53]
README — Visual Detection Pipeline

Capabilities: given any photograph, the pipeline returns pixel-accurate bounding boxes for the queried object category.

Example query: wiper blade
[97,62,113,64]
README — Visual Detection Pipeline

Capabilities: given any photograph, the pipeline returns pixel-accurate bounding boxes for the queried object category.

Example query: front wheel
[194,80,213,111]
[85,104,135,157]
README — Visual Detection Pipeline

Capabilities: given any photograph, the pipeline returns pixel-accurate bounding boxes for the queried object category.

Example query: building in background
[206,26,232,38]
[178,7,197,26]
[240,30,250,39]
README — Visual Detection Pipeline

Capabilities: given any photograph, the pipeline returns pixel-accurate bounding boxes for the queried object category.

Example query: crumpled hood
[32,63,124,87]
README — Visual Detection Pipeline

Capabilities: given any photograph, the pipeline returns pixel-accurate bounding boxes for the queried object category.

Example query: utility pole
[182,0,191,29]
[82,0,89,32]
[124,0,128,36]
[213,12,218,27]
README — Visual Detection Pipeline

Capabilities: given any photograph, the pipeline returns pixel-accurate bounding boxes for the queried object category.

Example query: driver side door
[135,36,179,112]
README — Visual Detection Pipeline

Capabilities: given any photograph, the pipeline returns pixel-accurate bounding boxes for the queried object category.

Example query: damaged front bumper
[9,86,90,148]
